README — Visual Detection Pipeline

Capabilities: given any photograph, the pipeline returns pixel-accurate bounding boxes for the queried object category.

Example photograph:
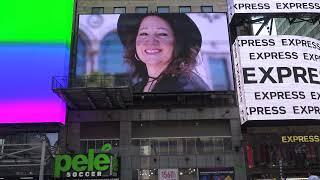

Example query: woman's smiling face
[136,16,175,68]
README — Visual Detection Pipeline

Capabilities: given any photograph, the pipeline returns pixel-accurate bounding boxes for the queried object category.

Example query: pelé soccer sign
[54,144,119,179]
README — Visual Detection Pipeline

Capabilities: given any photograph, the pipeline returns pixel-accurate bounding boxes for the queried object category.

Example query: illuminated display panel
[76,13,233,93]
[0,1,73,45]
[0,0,74,124]
[233,35,320,123]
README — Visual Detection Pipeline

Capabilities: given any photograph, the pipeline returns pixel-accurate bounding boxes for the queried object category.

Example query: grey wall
[80,121,120,139]
[68,107,239,122]
[132,120,231,138]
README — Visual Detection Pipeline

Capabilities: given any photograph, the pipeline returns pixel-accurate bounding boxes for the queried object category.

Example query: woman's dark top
[133,72,210,93]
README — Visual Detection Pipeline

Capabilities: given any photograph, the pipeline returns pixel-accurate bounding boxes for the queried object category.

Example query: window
[150,139,159,155]
[80,139,119,153]
[131,137,232,156]
[98,32,126,74]
[177,138,187,154]
[140,139,151,155]
[201,6,213,12]
[196,138,205,154]
[208,58,230,90]
[95,140,104,152]
[179,6,191,13]
[157,6,170,13]
[132,139,140,147]
[159,139,169,155]
[224,138,232,151]
[88,141,95,150]
[203,137,214,153]
[114,7,126,14]
[0,139,5,154]
[91,7,104,14]
[76,35,86,76]
[213,138,224,152]
[135,6,148,13]
[186,138,196,154]
[169,138,177,154]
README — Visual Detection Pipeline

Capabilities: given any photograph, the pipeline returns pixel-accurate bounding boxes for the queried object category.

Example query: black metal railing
[52,75,130,89]
[52,75,237,107]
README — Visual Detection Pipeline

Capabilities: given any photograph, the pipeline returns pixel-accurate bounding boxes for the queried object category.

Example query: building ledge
[52,76,236,110]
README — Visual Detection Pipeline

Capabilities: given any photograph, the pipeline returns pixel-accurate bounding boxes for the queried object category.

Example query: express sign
[281,135,320,143]
[54,144,119,179]
[228,0,320,22]
[233,35,320,123]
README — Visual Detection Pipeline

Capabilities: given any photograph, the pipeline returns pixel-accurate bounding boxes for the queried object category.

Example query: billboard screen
[76,13,233,93]
[0,0,74,124]
[233,35,320,124]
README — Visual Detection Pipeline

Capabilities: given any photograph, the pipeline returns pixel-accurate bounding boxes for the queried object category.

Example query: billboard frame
[72,12,235,94]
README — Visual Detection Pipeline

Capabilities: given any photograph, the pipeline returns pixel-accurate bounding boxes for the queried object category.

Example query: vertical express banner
[234,35,320,123]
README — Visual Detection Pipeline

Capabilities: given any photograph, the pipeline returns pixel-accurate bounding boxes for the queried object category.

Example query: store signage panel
[234,35,320,123]
[158,169,179,180]
[76,13,233,93]
[54,144,119,179]
[228,0,320,21]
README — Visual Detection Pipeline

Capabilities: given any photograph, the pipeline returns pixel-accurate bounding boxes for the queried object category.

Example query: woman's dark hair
[122,14,201,82]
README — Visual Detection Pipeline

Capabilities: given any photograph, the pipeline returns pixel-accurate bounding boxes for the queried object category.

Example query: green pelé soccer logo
[54,144,119,179]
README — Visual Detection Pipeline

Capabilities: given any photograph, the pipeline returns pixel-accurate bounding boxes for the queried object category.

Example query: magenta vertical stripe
[0,101,66,124]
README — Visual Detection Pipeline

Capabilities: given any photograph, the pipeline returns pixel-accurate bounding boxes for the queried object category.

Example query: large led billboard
[0,0,74,124]
[76,13,233,93]
[233,35,320,124]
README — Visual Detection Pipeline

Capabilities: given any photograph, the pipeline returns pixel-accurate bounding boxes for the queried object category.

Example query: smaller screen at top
[76,13,233,93]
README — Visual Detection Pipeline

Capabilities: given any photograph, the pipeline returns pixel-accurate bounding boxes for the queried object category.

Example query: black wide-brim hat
[117,13,202,53]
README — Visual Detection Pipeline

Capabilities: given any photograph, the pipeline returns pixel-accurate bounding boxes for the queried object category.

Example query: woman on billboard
[117,13,210,93]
